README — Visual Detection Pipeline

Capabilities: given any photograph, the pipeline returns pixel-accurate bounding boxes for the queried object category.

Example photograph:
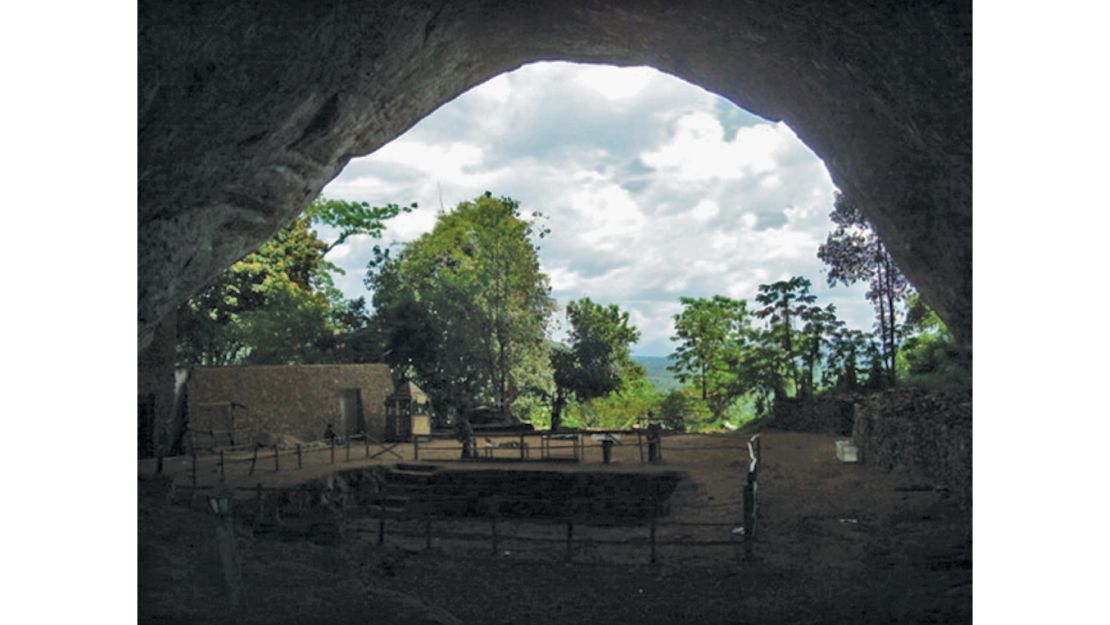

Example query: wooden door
[338,389,364,435]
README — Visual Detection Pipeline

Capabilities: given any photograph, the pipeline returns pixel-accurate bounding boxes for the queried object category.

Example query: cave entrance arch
[138,1,971,353]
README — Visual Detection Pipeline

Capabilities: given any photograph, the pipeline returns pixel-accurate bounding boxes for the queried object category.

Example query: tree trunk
[551,394,566,431]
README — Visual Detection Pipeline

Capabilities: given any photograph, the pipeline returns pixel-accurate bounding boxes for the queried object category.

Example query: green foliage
[306,198,416,254]
[896,293,971,391]
[817,192,912,384]
[176,197,408,366]
[667,295,754,420]
[754,276,816,396]
[564,367,662,430]
[367,192,555,422]
[547,298,641,429]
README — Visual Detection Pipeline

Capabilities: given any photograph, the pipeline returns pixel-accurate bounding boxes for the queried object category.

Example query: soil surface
[138,429,971,624]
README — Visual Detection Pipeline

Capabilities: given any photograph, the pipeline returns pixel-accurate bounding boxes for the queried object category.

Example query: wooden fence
[166,433,763,566]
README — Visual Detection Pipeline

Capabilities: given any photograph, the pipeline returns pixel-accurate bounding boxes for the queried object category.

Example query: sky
[320,61,874,357]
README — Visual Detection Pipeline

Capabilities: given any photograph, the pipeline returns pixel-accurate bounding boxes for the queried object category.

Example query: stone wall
[771,396,857,436]
[852,388,972,505]
[186,364,395,446]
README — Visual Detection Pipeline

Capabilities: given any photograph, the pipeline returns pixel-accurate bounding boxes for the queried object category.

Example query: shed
[384,380,433,441]
[185,363,395,449]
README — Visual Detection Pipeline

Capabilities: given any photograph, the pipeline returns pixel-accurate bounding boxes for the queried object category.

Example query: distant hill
[633,355,683,393]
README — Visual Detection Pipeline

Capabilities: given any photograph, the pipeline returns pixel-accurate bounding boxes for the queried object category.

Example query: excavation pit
[352,465,685,526]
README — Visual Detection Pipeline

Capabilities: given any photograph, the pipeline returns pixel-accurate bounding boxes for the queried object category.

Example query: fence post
[345,438,351,462]
[330,438,336,464]
[273,445,280,472]
[219,450,225,482]
[413,436,420,461]
[519,433,526,460]
[637,430,644,465]
[296,444,302,469]
[565,520,574,562]
[248,446,258,476]
[191,451,197,489]
[365,435,370,459]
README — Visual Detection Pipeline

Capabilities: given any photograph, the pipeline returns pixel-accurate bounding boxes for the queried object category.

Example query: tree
[306,198,415,254]
[548,298,641,430]
[667,296,754,420]
[368,192,555,423]
[818,192,912,385]
[796,303,839,398]
[896,292,970,390]
[176,197,409,366]
[823,325,870,392]
[754,276,816,396]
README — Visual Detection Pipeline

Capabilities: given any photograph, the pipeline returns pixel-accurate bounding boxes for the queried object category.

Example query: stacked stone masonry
[852,388,972,506]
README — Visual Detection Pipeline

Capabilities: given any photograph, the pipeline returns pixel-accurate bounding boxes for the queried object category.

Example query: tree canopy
[175,197,408,366]
[548,298,642,430]
[367,192,555,423]
[818,192,912,385]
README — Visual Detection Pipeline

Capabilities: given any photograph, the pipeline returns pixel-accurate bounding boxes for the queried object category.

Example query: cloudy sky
[320,61,873,357]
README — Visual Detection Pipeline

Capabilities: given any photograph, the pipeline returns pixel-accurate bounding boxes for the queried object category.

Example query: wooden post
[365,435,370,459]
[345,437,351,462]
[219,450,225,482]
[248,446,258,476]
[563,521,572,563]
[413,436,420,461]
[637,430,644,464]
[755,436,762,475]
[191,451,197,489]
[519,433,526,460]
[330,438,336,464]
[273,445,280,471]
[296,444,302,469]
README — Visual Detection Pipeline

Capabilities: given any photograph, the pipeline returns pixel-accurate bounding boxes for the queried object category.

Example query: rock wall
[138,1,972,353]
[771,396,856,436]
[137,311,177,457]
[852,388,972,505]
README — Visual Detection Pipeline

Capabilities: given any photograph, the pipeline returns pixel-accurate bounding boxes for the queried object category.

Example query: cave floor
[138,430,971,624]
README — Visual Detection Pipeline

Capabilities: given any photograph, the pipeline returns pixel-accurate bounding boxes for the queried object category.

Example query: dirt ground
[138,429,971,624]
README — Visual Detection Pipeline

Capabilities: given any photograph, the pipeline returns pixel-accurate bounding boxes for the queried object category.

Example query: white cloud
[573,64,657,100]
[321,62,877,356]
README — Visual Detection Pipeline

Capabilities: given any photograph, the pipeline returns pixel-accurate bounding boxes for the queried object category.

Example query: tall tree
[368,192,555,422]
[796,303,839,398]
[667,296,753,420]
[548,298,641,430]
[818,192,912,385]
[754,276,816,396]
